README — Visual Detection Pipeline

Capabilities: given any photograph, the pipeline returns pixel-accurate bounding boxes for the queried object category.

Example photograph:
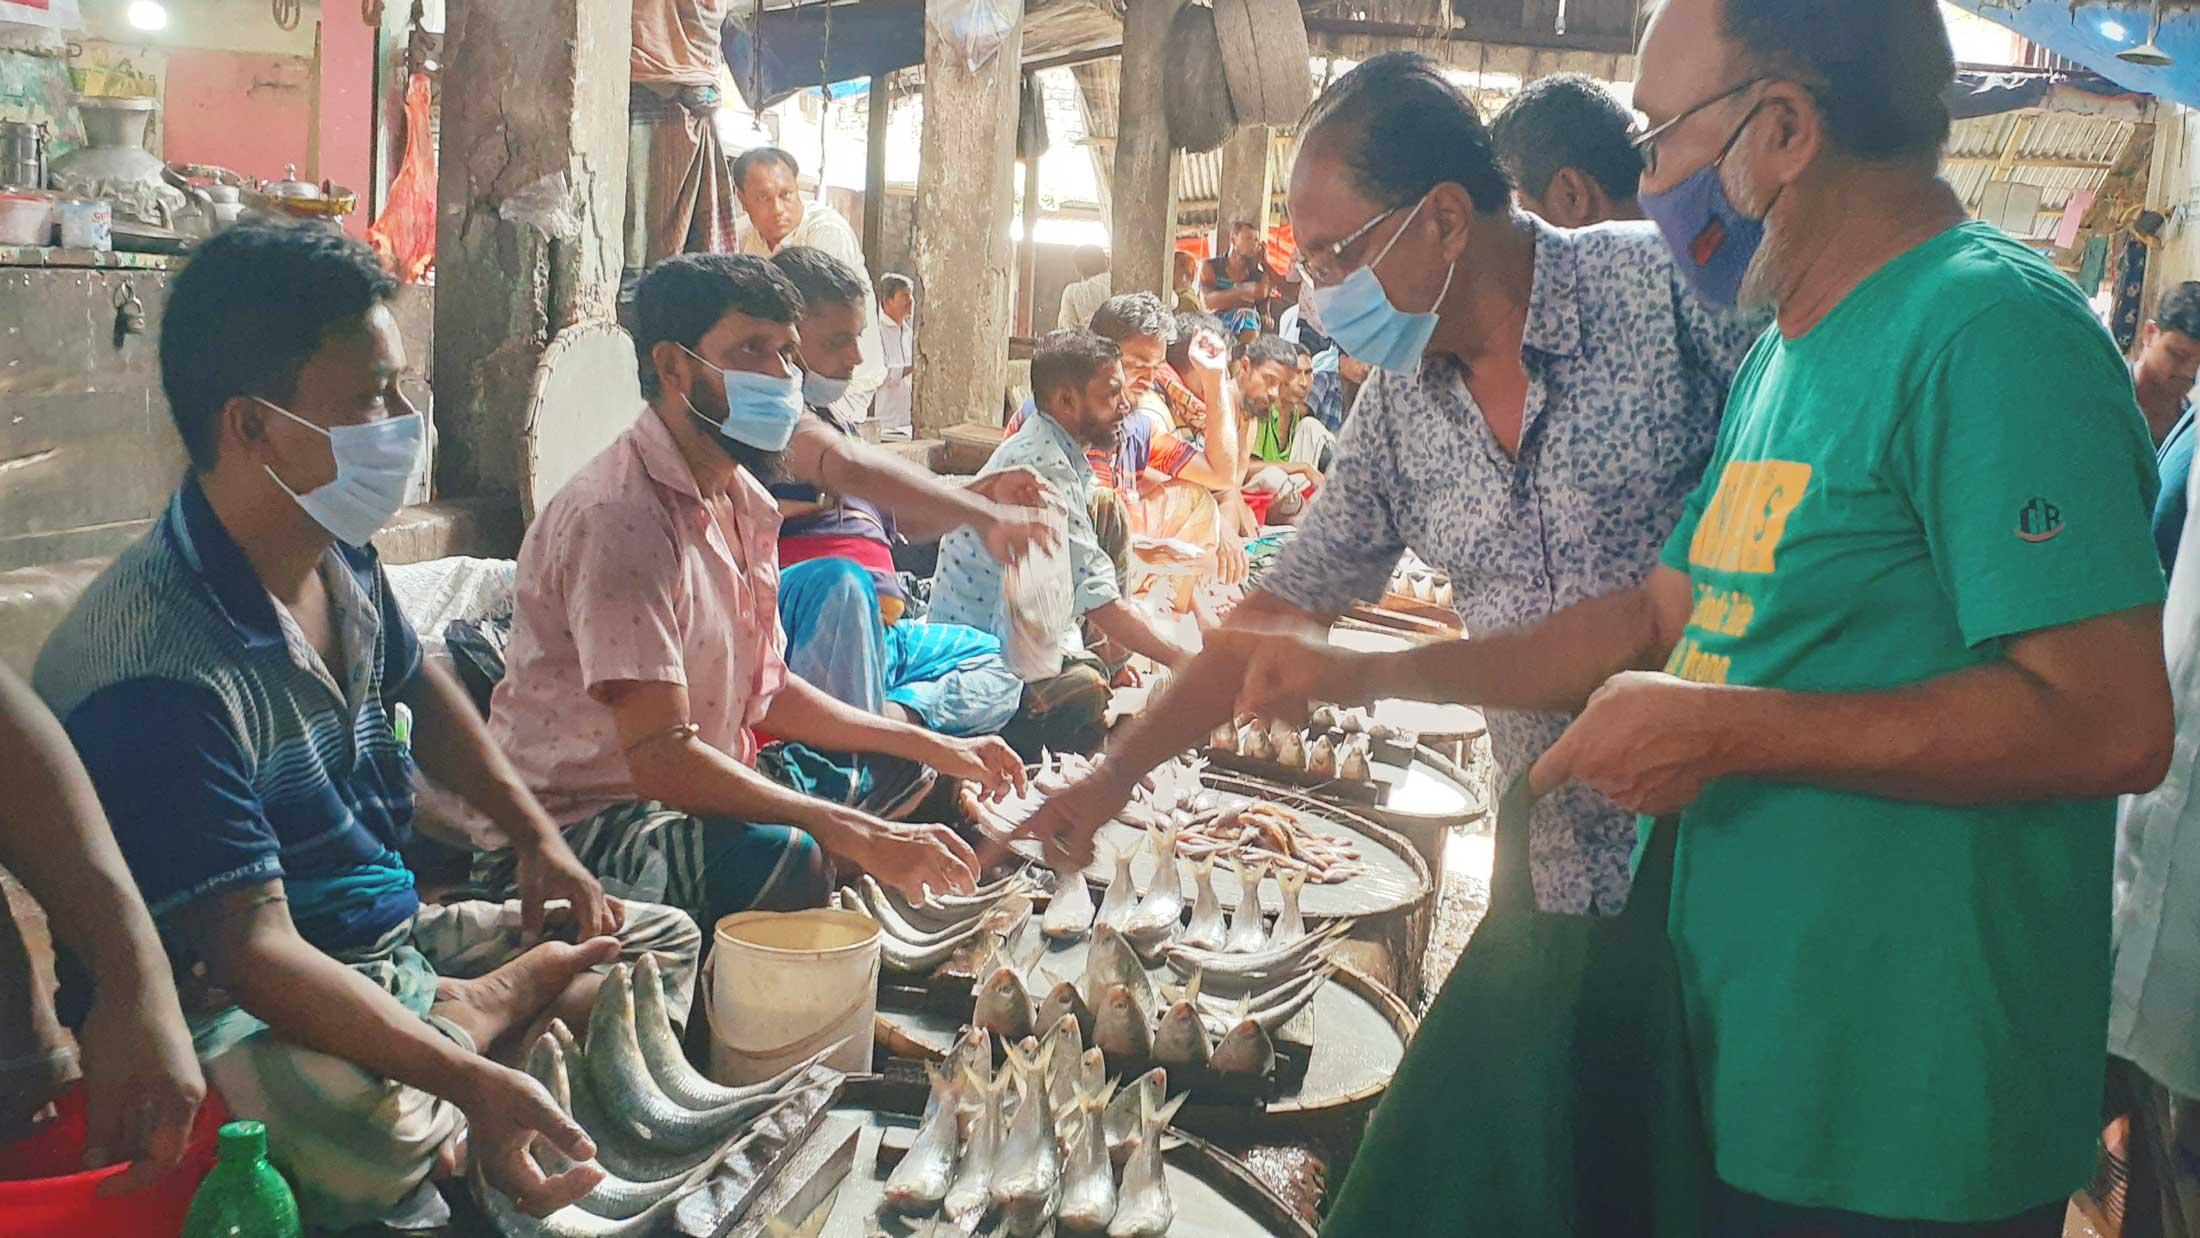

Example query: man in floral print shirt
[1020,52,1763,916]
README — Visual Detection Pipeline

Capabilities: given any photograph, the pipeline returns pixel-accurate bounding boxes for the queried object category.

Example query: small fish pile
[837,870,1039,973]
[885,1024,1187,1235]
[478,955,836,1236]
[1157,798,1367,884]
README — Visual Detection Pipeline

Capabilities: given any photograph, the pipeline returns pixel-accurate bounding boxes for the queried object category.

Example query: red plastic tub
[0,1083,228,1237]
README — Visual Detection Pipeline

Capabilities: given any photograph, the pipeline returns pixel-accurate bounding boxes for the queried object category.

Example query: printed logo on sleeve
[2016,498,2064,543]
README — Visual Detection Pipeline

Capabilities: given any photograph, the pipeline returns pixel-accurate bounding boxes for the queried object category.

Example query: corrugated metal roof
[1944,106,2140,240]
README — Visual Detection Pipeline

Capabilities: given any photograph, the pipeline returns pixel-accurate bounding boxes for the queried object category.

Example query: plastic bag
[999,503,1073,681]
[926,0,1016,73]
[498,171,582,239]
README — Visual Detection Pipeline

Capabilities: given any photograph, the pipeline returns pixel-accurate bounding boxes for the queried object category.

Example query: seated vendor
[1253,339,1334,476]
[765,245,1024,741]
[32,224,703,1231]
[1305,346,1371,434]
[1234,335,1324,524]
[483,254,1021,935]
[931,329,1200,752]
[1007,294,1245,606]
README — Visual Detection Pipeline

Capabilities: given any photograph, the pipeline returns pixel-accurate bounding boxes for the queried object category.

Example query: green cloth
[1251,405,1294,463]
[1657,221,2166,1221]
[1322,779,1711,1237]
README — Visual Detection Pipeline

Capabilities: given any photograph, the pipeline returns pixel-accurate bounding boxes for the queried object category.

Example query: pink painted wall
[158,14,377,240]
[161,49,310,187]
[317,13,375,238]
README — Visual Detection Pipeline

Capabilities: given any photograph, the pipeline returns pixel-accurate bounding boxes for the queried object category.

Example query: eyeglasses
[1292,204,1406,289]
[1629,76,1769,176]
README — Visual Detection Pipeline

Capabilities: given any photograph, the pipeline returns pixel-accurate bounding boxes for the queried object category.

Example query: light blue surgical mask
[801,368,853,408]
[681,345,803,451]
[258,399,424,547]
[1307,194,1456,375]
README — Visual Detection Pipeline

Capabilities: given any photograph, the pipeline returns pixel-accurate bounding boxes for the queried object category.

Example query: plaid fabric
[998,657,1109,760]
[198,897,700,1231]
[474,802,829,931]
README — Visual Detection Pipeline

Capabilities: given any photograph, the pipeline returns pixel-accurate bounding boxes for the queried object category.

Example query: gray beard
[1727,140,1794,314]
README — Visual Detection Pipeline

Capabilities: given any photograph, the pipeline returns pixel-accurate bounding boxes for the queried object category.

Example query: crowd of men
[10,0,2200,1234]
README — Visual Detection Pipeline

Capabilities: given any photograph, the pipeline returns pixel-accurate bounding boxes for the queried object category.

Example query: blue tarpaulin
[725,0,924,111]
[1947,2,2192,111]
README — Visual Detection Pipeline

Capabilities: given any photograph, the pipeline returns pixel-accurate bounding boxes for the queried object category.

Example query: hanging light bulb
[126,0,168,30]
[2120,0,2175,66]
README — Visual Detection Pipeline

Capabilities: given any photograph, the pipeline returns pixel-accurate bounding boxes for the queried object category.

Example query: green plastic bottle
[180,1120,303,1238]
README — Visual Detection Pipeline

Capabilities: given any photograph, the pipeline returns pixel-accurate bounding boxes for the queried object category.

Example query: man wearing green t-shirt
[1089,0,2174,1231]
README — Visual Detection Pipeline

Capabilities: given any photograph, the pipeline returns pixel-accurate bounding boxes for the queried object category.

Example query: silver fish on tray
[1106,1090,1188,1237]
[883,1060,962,1214]
[1042,864,1097,941]
[975,965,1036,1043]
[542,1021,729,1184]
[583,964,782,1153]
[1082,925,1155,1013]
[1270,868,1310,947]
[522,1032,742,1222]
[1036,977,1096,1047]
[1180,856,1226,952]
[630,953,830,1114]
[1223,860,1271,954]
[1093,982,1153,1061]
[1056,1081,1119,1232]
[1118,829,1184,959]
[1092,845,1138,933]
[1210,1014,1277,1077]
[990,1038,1063,1237]
[1152,990,1212,1071]
[1103,1068,1168,1156]
[944,1063,1005,1224]
[1164,920,1349,989]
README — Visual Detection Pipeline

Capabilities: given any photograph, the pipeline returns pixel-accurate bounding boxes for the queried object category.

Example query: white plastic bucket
[706,908,879,1085]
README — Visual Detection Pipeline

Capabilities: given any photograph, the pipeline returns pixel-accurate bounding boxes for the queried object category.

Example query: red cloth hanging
[367,73,437,284]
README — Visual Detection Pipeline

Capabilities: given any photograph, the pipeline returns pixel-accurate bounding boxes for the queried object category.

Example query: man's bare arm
[782,414,1051,556]
[0,666,201,1191]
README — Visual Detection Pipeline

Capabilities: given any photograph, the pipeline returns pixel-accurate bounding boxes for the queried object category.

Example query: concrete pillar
[1214,124,1272,252]
[1111,0,1186,297]
[862,73,891,279]
[434,0,631,500]
[913,0,1026,433]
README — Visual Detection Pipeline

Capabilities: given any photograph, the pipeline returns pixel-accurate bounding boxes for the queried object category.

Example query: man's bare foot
[434,937,620,1052]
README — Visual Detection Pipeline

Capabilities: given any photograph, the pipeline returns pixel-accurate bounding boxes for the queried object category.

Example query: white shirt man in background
[875,273,915,436]
[1057,245,1112,331]
[733,146,885,425]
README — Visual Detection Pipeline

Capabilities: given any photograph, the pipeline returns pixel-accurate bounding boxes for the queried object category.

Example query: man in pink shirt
[480,255,1024,930]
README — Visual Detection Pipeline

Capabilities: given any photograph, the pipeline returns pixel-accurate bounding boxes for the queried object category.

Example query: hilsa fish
[882,1060,961,1214]
[975,964,1036,1043]
[1180,856,1226,951]
[1107,1089,1189,1237]
[1094,982,1153,1062]
[990,1038,1063,1237]
[1056,1082,1119,1232]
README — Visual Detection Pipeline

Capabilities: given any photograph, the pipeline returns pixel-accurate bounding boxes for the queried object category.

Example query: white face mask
[258,399,424,547]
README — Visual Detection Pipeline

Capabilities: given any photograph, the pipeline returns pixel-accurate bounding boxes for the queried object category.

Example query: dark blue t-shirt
[36,481,425,965]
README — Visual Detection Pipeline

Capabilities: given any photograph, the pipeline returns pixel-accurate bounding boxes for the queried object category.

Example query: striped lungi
[473,802,832,935]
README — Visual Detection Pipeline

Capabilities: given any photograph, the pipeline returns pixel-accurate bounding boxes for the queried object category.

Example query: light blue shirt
[1260,219,1765,914]
[2113,479,2200,1096]
[927,412,1118,652]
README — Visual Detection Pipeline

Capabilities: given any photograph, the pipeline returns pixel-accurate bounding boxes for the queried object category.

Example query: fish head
[1045,1011,1082,1051]
[1080,1047,1107,1086]
[977,965,1029,1009]
[1157,1001,1202,1039]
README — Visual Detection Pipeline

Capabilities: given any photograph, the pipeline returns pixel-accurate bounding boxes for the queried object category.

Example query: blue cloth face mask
[259,400,424,547]
[1638,109,1770,308]
[1308,194,1456,375]
[681,345,803,451]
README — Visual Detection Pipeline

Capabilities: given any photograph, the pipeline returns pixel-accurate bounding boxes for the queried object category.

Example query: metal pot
[0,121,47,191]
[264,164,322,200]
